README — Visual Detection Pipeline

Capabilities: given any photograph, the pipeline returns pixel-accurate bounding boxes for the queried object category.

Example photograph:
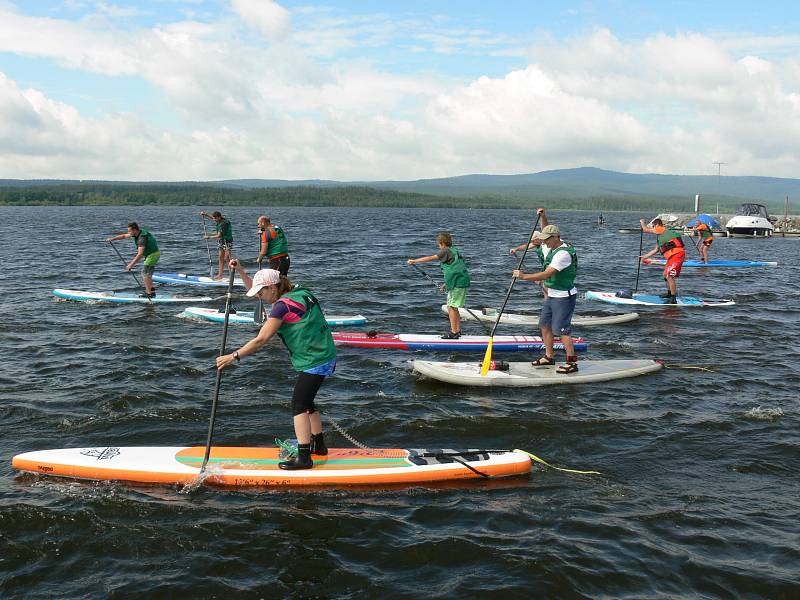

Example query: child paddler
[216,262,336,471]
[201,210,234,280]
[639,217,686,303]
[408,232,471,339]
[693,222,714,263]
[512,225,579,374]
[256,215,290,275]
[106,222,160,297]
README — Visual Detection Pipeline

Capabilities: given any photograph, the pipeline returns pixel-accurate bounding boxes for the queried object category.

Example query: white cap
[246,269,281,297]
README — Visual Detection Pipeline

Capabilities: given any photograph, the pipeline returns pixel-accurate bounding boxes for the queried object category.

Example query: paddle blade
[480,338,494,376]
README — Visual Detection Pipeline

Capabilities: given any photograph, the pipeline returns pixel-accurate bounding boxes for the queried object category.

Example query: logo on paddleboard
[80,447,120,460]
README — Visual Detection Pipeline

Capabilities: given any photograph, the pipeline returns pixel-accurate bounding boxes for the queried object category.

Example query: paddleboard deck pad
[643,258,777,268]
[332,331,588,352]
[53,289,214,304]
[585,291,735,307]
[413,359,663,387]
[443,305,639,326]
[152,272,246,287]
[12,446,531,486]
[181,306,368,327]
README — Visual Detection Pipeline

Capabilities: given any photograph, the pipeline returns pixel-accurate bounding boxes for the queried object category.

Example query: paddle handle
[201,267,238,472]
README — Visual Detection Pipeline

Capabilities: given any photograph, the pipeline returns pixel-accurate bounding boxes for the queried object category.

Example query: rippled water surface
[1,206,798,598]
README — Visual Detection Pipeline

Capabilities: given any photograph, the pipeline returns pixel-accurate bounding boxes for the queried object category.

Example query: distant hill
[1,167,797,211]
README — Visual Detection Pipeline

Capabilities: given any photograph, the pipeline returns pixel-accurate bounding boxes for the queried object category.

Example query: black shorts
[218,240,233,251]
[269,255,290,276]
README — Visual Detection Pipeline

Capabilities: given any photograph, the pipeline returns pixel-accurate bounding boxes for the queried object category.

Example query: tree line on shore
[0,182,760,212]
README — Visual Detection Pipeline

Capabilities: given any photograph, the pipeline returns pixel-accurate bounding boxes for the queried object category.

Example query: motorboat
[725,203,774,237]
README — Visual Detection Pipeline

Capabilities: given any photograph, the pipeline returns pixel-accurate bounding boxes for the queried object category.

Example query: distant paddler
[511,224,579,374]
[200,210,234,280]
[215,261,336,471]
[106,222,160,298]
[257,215,290,275]
[693,221,714,263]
[639,217,685,304]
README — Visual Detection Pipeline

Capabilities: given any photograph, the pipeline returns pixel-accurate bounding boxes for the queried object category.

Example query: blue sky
[1,0,798,180]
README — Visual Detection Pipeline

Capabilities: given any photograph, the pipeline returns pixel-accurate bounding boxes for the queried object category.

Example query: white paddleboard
[53,289,214,304]
[585,291,735,307]
[413,359,663,387]
[181,306,368,327]
[442,305,639,326]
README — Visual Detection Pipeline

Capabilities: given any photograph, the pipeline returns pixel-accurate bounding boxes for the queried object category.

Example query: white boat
[725,204,774,237]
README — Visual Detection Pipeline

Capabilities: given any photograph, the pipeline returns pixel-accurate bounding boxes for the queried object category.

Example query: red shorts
[702,237,713,247]
[664,254,684,278]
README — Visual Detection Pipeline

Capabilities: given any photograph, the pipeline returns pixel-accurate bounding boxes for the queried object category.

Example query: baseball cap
[246,268,281,297]
[538,224,561,240]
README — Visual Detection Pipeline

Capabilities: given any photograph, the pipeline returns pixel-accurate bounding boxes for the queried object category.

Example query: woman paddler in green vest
[106,222,160,298]
[512,224,580,374]
[216,262,336,470]
[407,231,471,339]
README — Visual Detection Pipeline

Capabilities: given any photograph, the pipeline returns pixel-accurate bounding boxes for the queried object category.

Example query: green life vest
[267,225,289,257]
[543,245,577,291]
[133,228,158,257]
[216,218,233,242]
[276,287,336,372]
[440,246,471,290]
[534,246,545,266]
[657,228,684,255]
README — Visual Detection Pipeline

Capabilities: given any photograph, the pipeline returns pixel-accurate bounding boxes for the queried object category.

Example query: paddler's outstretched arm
[228,259,253,288]
[510,208,546,255]
[216,317,282,370]
[639,219,659,234]
[407,254,438,265]
[640,244,659,261]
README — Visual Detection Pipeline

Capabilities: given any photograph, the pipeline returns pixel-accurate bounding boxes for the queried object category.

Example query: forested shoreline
[0,183,748,212]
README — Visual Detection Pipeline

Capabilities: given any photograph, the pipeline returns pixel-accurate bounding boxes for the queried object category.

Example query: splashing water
[744,406,784,420]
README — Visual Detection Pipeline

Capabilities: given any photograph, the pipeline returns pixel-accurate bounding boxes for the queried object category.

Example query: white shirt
[544,242,577,298]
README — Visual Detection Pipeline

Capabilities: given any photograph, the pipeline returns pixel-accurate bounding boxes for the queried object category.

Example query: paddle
[108,240,150,302]
[480,213,541,376]
[410,263,490,334]
[616,227,644,299]
[254,258,265,325]
[200,215,214,277]
[200,268,237,473]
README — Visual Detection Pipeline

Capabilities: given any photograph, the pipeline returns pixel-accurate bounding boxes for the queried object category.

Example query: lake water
[1,205,798,598]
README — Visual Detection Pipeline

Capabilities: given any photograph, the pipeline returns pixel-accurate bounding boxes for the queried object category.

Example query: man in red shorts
[639,218,685,304]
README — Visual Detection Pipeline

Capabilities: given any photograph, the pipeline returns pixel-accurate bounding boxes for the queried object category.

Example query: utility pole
[712,161,727,216]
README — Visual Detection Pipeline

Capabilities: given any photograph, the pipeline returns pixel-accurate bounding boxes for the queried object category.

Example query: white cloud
[231,0,290,39]
[0,7,798,180]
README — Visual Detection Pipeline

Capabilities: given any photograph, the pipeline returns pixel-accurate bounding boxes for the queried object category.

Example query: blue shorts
[304,358,337,376]
[539,294,577,336]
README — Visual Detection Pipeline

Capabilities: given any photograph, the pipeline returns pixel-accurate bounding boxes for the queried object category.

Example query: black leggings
[291,371,326,416]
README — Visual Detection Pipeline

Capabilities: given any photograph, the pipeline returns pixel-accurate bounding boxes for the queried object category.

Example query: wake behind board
[332,332,588,352]
[585,291,735,307]
[152,272,246,288]
[643,258,777,268]
[413,359,663,387]
[53,289,213,304]
[12,446,531,486]
[443,305,639,326]
[181,306,368,327]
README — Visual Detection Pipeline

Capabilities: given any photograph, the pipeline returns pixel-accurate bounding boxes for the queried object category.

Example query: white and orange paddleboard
[12,446,531,487]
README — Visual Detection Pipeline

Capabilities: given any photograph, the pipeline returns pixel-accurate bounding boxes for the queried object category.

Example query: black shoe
[310,432,328,456]
[667,295,677,304]
[441,331,461,339]
[279,444,313,470]
[660,291,672,298]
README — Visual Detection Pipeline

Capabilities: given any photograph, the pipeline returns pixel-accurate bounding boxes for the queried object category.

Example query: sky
[1,0,799,181]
